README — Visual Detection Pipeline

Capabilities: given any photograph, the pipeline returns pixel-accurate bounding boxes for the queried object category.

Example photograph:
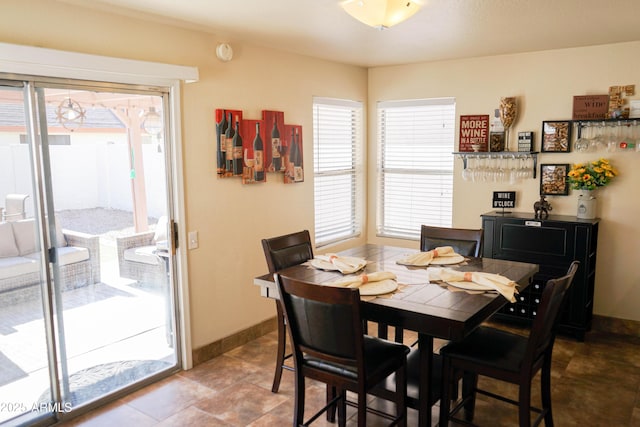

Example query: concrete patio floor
[0,209,174,423]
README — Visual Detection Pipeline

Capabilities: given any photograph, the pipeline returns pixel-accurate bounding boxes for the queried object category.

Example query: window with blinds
[313,97,363,247]
[377,98,456,240]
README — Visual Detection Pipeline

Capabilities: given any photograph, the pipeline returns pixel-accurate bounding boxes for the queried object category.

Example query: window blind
[377,98,456,240]
[313,97,363,247]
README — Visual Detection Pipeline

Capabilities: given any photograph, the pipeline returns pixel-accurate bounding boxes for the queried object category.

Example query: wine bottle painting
[262,110,285,173]
[284,124,304,184]
[240,119,266,184]
[215,108,243,178]
[215,108,303,184]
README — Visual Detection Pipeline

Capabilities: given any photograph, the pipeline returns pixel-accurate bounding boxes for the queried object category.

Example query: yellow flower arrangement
[567,158,618,191]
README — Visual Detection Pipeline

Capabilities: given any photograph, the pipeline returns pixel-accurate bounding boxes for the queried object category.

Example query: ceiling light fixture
[340,0,422,30]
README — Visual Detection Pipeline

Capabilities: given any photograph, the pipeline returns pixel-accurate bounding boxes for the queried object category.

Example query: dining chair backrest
[525,260,579,367]
[420,225,483,257]
[261,230,313,273]
[276,274,364,374]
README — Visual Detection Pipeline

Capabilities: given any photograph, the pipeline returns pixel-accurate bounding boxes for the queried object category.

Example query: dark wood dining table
[253,244,539,426]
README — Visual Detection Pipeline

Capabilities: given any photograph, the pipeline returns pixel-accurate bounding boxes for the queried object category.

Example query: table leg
[418,333,433,427]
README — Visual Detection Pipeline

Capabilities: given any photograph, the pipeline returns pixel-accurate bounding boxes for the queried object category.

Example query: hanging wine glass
[588,121,605,152]
[499,97,517,150]
[574,123,590,152]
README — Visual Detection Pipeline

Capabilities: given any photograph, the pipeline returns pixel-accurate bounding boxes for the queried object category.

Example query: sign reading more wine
[459,115,489,152]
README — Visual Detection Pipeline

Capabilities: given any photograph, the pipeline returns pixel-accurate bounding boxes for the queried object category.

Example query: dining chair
[438,260,580,427]
[261,230,314,393]
[381,225,484,345]
[275,273,410,427]
[420,225,483,257]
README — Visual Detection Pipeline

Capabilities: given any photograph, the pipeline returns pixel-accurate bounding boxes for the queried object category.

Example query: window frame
[376,97,456,240]
[312,97,363,247]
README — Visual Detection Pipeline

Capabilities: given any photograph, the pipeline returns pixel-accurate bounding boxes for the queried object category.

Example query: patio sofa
[0,218,100,305]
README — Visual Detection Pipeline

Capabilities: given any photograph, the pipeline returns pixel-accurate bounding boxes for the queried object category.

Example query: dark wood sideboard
[481,211,599,340]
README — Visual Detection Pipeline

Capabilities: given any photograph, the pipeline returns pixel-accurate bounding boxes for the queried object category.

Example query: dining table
[253,244,539,426]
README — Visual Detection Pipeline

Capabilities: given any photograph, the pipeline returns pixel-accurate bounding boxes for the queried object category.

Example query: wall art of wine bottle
[215,108,243,178]
[214,107,302,185]
[284,124,304,184]
[240,119,267,184]
[262,110,285,174]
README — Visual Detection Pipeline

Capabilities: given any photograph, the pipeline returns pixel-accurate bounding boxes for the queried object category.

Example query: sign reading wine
[459,114,489,152]
[215,109,303,184]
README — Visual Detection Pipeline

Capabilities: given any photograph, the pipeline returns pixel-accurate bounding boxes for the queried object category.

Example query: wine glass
[244,148,255,182]
[574,123,590,152]
[588,122,605,152]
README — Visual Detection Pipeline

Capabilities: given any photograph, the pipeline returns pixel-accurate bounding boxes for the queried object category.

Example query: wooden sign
[572,95,609,120]
[459,115,489,152]
[493,191,516,209]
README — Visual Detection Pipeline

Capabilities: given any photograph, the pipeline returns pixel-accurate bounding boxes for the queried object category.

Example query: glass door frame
[1,75,185,426]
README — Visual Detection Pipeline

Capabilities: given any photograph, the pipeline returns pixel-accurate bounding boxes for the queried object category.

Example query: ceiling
[57,0,640,67]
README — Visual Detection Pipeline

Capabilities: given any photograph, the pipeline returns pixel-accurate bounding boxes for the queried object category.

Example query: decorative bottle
[217,109,227,175]
[225,112,235,174]
[287,128,297,180]
[253,122,264,181]
[232,116,243,176]
[271,117,281,172]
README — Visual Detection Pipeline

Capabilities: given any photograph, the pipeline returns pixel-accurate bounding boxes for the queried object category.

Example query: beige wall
[1,1,638,359]
[368,42,640,321]
[0,0,368,351]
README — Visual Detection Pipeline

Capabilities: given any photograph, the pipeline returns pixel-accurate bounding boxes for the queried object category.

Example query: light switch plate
[188,231,199,249]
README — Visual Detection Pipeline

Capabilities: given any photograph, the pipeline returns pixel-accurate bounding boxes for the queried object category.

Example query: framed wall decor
[541,121,571,152]
[540,163,569,196]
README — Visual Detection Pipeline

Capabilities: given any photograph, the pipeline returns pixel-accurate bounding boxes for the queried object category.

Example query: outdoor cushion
[0,256,39,280]
[55,246,89,266]
[12,218,37,255]
[153,215,168,243]
[123,245,161,265]
[0,222,19,258]
[25,246,89,266]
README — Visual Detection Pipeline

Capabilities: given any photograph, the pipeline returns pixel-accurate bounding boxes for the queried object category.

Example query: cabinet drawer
[495,221,576,265]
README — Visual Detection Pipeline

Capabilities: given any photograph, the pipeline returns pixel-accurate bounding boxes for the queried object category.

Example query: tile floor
[57,321,640,427]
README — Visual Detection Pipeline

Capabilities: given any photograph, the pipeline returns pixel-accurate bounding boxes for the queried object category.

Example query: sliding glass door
[0,79,179,425]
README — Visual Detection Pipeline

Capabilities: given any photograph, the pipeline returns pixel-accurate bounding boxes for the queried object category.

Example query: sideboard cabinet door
[481,211,598,340]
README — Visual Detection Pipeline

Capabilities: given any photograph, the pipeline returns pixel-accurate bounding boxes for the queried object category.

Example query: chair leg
[439,357,452,427]
[272,302,287,393]
[357,388,367,427]
[541,359,554,427]
[326,385,337,422]
[395,364,407,427]
[338,389,348,427]
[518,381,532,427]
[293,371,305,427]
[462,371,478,422]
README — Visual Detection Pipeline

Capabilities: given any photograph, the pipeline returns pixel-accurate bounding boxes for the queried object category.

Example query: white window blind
[313,97,363,247]
[377,98,456,240]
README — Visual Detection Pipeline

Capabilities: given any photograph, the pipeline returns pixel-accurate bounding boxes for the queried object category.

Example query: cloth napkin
[396,246,458,266]
[430,267,518,302]
[314,254,366,274]
[324,271,397,288]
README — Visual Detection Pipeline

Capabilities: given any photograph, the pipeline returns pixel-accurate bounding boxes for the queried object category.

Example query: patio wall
[0,137,167,219]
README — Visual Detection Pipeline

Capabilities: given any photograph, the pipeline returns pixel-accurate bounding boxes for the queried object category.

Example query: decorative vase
[576,190,597,219]
[499,97,517,149]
